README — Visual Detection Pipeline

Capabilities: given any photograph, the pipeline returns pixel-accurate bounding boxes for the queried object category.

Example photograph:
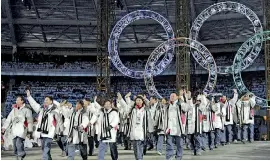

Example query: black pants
[79,144,88,160]
[123,135,131,150]
[94,134,99,148]
[88,136,94,156]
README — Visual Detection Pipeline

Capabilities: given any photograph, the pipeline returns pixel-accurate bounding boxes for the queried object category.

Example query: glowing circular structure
[190,1,263,74]
[108,10,174,79]
[144,37,217,98]
[232,31,270,106]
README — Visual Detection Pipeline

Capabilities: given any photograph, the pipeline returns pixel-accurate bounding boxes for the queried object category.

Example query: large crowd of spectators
[1,53,265,72]
[2,71,266,117]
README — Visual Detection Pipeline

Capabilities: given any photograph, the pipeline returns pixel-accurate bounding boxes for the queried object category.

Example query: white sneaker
[233,140,237,143]
[157,151,162,155]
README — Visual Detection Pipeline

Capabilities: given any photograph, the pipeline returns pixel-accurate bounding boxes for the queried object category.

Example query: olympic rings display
[190,1,263,74]
[108,1,268,107]
[144,38,217,98]
[232,31,270,107]
[108,10,175,79]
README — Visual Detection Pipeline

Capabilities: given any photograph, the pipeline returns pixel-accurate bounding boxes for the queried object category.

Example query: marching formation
[1,88,256,160]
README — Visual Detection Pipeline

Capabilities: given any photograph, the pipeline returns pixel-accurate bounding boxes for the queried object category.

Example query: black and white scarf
[100,108,118,140]
[68,109,86,143]
[156,104,165,132]
[87,111,94,137]
[220,103,224,130]
[225,102,232,122]
[208,103,215,131]
[37,104,57,134]
[194,104,202,134]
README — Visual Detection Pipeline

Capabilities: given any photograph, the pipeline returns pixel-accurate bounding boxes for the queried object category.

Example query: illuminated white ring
[190,1,263,74]
[108,10,175,79]
[232,31,270,107]
[144,37,217,98]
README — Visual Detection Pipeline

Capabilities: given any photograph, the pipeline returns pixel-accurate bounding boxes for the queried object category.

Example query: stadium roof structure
[1,0,264,56]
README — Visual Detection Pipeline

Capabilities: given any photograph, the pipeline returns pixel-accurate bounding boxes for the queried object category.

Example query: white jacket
[68,108,89,145]
[90,108,119,143]
[61,106,74,136]
[86,103,99,137]
[236,96,256,125]
[164,99,193,136]
[224,93,238,125]
[214,102,226,130]
[3,104,33,139]
[27,96,62,139]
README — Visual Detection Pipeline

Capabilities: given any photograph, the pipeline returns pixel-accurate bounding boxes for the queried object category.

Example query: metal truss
[175,0,190,91]
[96,0,115,96]
[263,0,270,140]
[3,0,17,58]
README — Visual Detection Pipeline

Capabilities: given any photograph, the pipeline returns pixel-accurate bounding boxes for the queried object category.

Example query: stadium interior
[1,0,270,142]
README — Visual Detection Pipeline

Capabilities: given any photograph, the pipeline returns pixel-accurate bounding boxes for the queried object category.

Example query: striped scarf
[68,109,86,143]
[87,111,94,137]
[156,106,165,132]
[37,104,56,135]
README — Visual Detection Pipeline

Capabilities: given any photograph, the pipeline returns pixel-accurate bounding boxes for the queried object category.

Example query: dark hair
[45,96,53,101]
[162,97,168,102]
[150,96,157,100]
[16,95,25,103]
[135,96,145,106]
[77,100,84,107]
[103,98,112,106]
[84,98,91,102]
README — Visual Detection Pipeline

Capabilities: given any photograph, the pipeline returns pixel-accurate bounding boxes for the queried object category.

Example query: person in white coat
[222,89,238,144]
[200,95,217,151]
[89,98,119,160]
[148,96,159,151]
[55,100,69,157]
[236,93,256,143]
[58,101,74,157]
[26,90,62,160]
[1,96,33,160]
[154,98,166,155]
[83,98,97,156]
[233,98,242,143]
[120,94,153,160]
[66,100,89,160]
[187,94,203,156]
[213,97,226,148]
[164,91,192,160]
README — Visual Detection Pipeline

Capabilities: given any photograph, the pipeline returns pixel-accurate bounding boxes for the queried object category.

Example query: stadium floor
[1,141,270,160]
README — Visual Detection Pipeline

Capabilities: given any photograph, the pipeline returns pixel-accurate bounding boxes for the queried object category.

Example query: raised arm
[26,90,41,114]
[124,92,134,107]
[123,92,134,114]
[250,95,256,108]
[181,91,193,112]
[229,89,238,105]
